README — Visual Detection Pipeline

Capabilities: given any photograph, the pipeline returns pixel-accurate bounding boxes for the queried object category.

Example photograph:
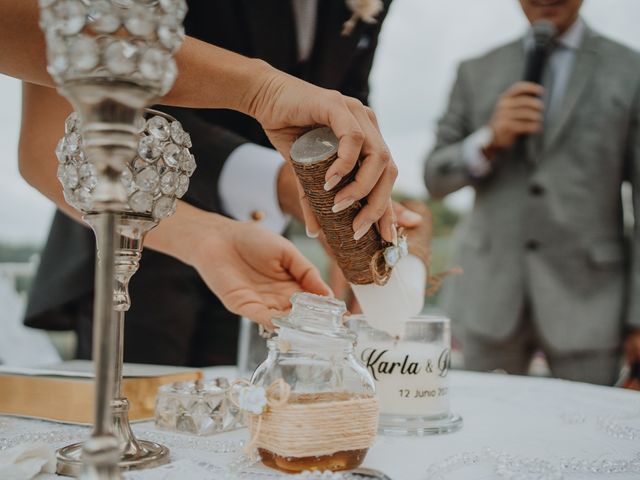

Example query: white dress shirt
[463,18,586,177]
[217,0,319,233]
[292,0,319,62]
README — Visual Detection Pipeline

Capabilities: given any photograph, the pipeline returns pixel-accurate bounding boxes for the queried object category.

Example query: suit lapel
[544,30,598,150]
[240,0,298,71]
[502,41,527,92]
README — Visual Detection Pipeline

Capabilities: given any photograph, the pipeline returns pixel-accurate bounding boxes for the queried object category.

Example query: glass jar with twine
[231,293,378,473]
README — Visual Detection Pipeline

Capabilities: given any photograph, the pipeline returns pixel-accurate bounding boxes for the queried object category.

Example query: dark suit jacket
[24,0,392,365]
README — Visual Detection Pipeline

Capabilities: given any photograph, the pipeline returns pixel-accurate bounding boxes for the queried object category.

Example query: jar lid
[273,292,356,341]
[289,127,338,165]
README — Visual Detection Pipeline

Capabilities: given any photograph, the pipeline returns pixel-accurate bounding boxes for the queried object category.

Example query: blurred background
[1,0,640,362]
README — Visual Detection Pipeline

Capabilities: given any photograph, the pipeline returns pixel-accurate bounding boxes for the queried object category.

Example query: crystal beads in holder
[40,0,185,96]
[54,108,195,474]
[57,109,195,221]
[155,379,243,436]
[41,0,188,215]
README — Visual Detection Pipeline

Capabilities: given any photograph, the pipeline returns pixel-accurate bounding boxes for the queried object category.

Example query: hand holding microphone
[484,20,557,159]
[486,82,545,154]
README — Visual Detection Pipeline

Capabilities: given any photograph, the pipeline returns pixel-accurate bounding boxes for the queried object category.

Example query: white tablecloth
[1,369,639,480]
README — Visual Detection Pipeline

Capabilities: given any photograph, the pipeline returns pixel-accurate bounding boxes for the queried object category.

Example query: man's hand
[393,202,424,230]
[624,329,640,366]
[148,202,331,328]
[485,81,545,157]
[245,66,398,243]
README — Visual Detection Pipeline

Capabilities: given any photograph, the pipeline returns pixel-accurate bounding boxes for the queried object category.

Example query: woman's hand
[148,202,331,327]
[245,66,398,243]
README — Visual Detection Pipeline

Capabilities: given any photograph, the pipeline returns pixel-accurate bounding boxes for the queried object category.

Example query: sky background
[1,0,640,244]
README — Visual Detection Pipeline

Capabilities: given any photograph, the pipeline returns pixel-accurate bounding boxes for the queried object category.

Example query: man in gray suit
[424,0,640,385]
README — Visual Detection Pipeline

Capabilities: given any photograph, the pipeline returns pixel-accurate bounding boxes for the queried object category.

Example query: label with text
[356,341,451,416]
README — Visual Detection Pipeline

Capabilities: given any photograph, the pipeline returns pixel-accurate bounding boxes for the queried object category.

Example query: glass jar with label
[349,314,463,435]
[250,293,378,473]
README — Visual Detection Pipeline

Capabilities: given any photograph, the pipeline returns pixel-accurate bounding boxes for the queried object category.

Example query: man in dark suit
[25,0,393,367]
[424,0,640,385]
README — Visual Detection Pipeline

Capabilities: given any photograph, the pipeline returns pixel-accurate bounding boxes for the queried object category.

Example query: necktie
[542,42,562,124]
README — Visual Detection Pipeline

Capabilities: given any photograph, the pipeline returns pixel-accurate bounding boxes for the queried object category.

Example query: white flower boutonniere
[229,379,292,455]
[342,0,384,36]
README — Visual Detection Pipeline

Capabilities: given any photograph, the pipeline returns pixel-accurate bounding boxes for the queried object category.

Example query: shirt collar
[524,17,586,51]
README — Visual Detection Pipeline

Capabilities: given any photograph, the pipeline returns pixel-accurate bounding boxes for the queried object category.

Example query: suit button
[525,240,540,251]
[529,183,545,196]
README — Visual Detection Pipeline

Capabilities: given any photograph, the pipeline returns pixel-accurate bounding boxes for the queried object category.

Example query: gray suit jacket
[424,27,640,353]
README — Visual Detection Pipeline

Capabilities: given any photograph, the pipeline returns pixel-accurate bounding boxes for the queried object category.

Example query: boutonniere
[342,0,384,36]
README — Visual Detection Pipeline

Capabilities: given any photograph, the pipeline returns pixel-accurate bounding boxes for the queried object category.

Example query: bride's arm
[0,0,263,112]
[3,0,397,241]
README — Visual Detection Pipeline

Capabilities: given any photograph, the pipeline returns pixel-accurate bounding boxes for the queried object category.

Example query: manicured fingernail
[306,226,319,238]
[391,224,398,246]
[354,223,372,241]
[400,210,422,225]
[324,174,342,191]
[332,197,355,213]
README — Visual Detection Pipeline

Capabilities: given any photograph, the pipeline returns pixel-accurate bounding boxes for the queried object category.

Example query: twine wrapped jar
[250,293,378,473]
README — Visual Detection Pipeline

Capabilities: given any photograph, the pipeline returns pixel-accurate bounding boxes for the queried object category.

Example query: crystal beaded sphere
[39,0,186,95]
[57,110,196,220]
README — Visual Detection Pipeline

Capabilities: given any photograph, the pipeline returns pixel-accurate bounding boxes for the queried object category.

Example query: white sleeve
[218,143,290,234]
[462,126,494,178]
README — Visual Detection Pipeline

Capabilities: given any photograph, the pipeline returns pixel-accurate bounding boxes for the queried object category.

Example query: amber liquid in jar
[256,392,373,473]
[259,447,368,473]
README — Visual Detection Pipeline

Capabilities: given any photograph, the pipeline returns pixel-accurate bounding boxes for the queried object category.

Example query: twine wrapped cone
[290,127,390,285]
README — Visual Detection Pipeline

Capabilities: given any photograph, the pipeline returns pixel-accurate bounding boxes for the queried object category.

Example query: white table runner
[1,370,638,479]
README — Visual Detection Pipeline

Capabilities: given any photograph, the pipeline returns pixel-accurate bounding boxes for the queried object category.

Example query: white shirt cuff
[218,143,290,234]
[463,126,493,178]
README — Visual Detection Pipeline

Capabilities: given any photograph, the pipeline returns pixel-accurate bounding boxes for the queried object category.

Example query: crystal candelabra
[39,0,188,477]
[56,109,195,476]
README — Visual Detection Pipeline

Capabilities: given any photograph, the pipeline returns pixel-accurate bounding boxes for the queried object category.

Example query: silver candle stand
[55,110,195,476]
[39,0,190,477]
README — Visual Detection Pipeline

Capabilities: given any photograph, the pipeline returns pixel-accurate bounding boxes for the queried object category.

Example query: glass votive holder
[349,314,463,436]
[155,378,243,436]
